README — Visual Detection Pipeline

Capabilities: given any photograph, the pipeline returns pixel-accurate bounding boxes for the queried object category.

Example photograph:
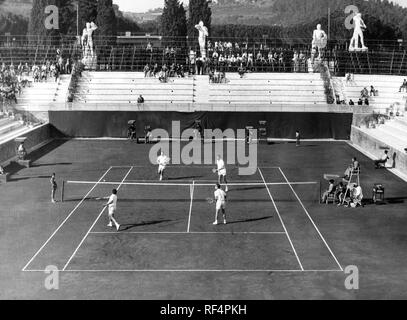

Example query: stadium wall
[0,124,52,166]
[351,126,407,177]
[49,111,353,140]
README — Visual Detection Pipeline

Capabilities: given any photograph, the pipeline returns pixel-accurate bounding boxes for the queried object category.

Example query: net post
[61,180,65,203]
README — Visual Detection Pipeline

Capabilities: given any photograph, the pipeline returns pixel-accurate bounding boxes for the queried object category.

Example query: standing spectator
[399,79,407,92]
[143,64,150,78]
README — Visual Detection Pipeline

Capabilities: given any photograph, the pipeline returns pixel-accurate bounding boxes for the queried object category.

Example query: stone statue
[81,22,98,58]
[349,13,368,51]
[195,21,209,58]
[312,24,328,60]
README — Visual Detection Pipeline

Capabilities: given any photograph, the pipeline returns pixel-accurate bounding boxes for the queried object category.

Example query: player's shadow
[226,216,273,225]
[120,219,173,231]
[167,175,204,180]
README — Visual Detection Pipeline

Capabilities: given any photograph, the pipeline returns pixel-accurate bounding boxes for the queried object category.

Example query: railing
[0,35,406,76]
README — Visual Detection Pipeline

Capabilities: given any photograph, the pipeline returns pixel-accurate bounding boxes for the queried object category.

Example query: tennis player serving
[213,155,228,192]
[157,151,170,181]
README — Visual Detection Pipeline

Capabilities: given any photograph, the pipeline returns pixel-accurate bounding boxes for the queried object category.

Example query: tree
[78,0,98,32]
[188,0,212,46]
[161,0,187,46]
[96,0,117,38]
[28,0,60,43]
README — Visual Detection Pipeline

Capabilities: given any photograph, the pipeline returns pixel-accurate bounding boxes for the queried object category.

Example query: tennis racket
[206,198,215,204]
[212,168,218,174]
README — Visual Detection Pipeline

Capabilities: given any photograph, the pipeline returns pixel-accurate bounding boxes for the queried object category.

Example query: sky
[113,0,407,13]
[114,0,188,13]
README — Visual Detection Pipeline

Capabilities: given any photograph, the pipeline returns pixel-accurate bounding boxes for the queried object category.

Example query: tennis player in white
[213,183,227,225]
[157,151,170,181]
[215,155,228,192]
[104,189,120,231]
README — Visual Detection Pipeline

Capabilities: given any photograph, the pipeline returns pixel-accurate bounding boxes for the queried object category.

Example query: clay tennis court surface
[1,139,406,299]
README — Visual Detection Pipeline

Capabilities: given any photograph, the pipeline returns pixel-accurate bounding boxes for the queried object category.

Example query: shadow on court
[225,215,273,225]
[120,219,174,231]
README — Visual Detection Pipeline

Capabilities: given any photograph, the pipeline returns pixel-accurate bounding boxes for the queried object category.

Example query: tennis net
[61,180,321,203]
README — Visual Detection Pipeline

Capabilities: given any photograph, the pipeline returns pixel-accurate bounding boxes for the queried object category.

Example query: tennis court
[2,139,407,299]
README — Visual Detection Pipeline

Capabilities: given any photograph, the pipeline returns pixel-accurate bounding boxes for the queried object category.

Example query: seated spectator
[364,98,369,106]
[361,87,369,98]
[321,179,336,203]
[350,184,364,207]
[176,65,185,78]
[357,98,363,105]
[335,182,346,205]
[370,85,378,96]
[137,95,144,104]
[158,70,167,83]
[237,63,246,78]
[143,64,150,78]
[0,165,4,175]
[349,99,355,105]
[17,142,27,160]
[344,157,360,180]
[374,150,389,169]
[399,79,407,92]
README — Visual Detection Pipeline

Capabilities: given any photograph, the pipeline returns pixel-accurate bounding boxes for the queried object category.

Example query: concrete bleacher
[208,73,327,105]
[334,74,407,112]
[75,72,195,104]
[74,72,327,105]
[0,116,35,145]
[16,74,71,108]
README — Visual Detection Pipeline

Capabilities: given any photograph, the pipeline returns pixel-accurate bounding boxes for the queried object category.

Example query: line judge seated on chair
[374,150,389,169]
[322,179,336,203]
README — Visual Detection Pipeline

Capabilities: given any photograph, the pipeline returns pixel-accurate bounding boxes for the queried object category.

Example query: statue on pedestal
[195,21,209,58]
[349,13,368,52]
[312,24,327,61]
[81,22,98,58]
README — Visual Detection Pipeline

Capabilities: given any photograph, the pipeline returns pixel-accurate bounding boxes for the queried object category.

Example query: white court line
[258,168,304,271]
[22,269,343,273]
[278,167,343,271]
[62,167,134,271]
[89,231,287,235]
[187,181,195,233]
[21,166,113,272]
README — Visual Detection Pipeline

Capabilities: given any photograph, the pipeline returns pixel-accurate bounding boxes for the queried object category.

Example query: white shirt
[381,153,389,161]
[108,194,117,210]
[217,159,226,175]
[214,189,226,203]
[217,159,225,171]
[157,155,169,166]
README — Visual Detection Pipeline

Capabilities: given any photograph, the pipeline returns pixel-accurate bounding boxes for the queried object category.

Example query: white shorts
[108,207,116,216]
[158,165,166,173]
[216,201,226,210]
[218,169,226,177]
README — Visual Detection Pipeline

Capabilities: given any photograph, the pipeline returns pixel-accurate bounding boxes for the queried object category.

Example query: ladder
[342,167,361,205]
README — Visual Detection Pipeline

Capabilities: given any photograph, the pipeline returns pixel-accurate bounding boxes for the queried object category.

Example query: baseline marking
[89,231,286,235]
[62,167,134,271]
[278,167,343,271]
[258,168,304,271]
[23,269,342,273]
[22,166,113,271]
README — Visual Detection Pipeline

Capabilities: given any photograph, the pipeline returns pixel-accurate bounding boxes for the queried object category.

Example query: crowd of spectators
[0,49,72,106]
